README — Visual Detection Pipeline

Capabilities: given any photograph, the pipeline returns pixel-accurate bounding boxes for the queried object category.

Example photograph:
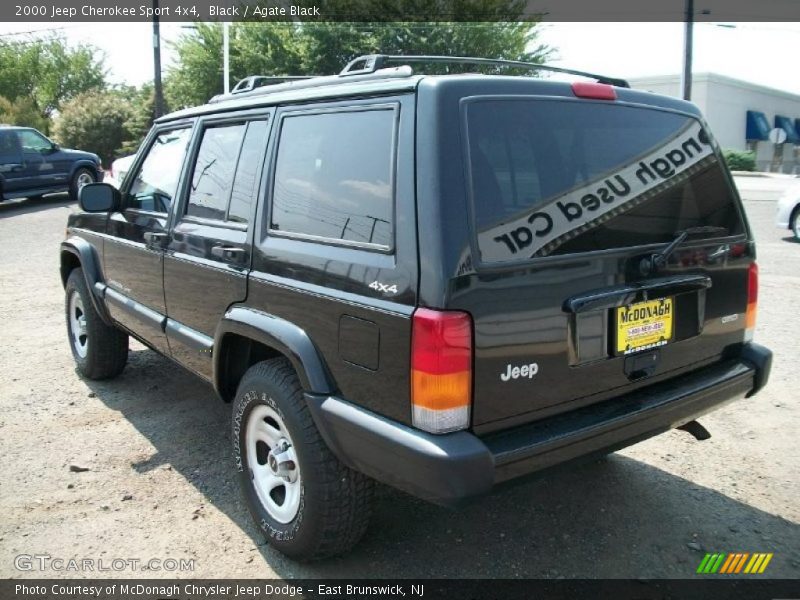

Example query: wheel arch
[213,306,336,402]
[790,202,800,230]
[69,160,100,181]
[60,238,112,325]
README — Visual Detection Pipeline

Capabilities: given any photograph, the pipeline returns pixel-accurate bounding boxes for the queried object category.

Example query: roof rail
[209,66,415,104]
[231,75,316,94]
[340,54,630,88]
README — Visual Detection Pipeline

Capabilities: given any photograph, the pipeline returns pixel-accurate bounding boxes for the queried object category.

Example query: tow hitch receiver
[678,420,711,441]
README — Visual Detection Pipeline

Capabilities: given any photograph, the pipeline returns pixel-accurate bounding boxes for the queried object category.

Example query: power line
[0,24,92,38]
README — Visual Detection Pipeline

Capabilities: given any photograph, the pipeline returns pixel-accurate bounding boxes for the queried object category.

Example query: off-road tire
[65,268,128,379]
[233,358,374,561]
[69,167,95,201]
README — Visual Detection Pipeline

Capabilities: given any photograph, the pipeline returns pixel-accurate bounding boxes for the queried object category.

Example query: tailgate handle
[563,274,712,314]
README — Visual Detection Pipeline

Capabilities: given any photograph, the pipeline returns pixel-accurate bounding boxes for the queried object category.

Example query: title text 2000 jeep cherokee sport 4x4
[61,55,772,561]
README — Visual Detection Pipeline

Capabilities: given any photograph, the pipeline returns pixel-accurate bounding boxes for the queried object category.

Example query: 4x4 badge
[369,281,398,295]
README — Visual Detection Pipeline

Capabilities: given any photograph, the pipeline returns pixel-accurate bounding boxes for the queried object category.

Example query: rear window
[465,99,744,263]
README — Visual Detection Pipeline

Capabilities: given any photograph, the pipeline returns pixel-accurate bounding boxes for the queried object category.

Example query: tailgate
[455,96,750,432]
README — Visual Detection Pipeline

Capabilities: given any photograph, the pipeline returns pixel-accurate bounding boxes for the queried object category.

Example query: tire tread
[236,358,374,561]
[66,269,128,379]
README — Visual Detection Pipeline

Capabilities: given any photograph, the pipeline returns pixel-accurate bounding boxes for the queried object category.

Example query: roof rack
[211,66,415,104]
[340,54,630,88]
[231,75,316,94]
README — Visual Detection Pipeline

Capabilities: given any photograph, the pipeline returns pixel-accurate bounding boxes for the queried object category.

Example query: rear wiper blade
[643,226,729,275]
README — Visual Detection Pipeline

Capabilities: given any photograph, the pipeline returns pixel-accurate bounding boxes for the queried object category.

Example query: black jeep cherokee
[61,55,772,561]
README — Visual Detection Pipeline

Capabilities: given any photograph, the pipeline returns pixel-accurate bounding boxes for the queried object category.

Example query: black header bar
[3,0,800,22]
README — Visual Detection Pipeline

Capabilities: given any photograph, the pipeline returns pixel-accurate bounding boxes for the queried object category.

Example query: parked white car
[776,184,800,240]
[105,154,135,189]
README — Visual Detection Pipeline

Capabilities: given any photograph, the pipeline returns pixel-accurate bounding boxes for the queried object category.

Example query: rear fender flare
[213,306,336,397]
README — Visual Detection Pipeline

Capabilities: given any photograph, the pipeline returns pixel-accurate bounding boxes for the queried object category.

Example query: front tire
[65,269,128,379]
[70,167,95,201]
[791,206,800,241]
[233,358,373,561]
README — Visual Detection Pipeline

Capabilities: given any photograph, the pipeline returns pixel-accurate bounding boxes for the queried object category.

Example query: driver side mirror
[79,183,120,213]
[50,142,60,152]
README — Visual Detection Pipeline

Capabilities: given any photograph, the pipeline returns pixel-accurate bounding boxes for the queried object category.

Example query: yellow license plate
[616,298,674,355]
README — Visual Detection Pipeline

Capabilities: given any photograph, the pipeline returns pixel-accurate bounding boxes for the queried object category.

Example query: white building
[628,73,800,173]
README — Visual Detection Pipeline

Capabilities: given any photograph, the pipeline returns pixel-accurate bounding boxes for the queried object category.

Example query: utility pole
[681,0,694,100]
[152,0,165,117]
[223,22,231,94]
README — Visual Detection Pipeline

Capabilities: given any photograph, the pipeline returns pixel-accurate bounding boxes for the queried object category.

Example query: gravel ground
[0,179,798,579]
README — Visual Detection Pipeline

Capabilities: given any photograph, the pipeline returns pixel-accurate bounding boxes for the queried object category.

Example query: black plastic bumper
[306,342,772,507]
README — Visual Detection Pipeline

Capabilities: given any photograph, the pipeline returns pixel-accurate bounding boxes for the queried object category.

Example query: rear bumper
[306,342,772,506]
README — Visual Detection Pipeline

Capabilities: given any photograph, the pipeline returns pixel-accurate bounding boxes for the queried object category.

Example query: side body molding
[60,237,112,325]
[214,306,336,396]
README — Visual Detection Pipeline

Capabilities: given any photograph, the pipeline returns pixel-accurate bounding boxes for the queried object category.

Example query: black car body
[60,56,772,560]
[0,125,102,201]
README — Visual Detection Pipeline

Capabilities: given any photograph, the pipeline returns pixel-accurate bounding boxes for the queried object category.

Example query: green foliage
[723,149,756,172]
[165,22,226,110]
[52,90,133,166]
[0,96,50,132]
[116,84,157,156]
[166,1,552,109]
[0,36,106,122]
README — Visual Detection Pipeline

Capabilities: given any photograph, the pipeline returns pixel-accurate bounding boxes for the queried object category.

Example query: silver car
[776,184,800,240]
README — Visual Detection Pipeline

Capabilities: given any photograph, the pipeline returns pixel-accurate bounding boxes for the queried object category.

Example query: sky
[1,21,800,95]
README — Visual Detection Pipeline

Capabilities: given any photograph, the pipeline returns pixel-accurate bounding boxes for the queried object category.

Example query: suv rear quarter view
[60,55,772,561]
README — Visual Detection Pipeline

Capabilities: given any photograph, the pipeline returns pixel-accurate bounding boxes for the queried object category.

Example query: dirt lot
[1,177,798,579]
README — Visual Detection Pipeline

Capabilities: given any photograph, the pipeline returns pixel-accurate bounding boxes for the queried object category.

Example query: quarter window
[270,108,395,248]
[127,128,192,213]
[187,124,246,221]
[185,120,269,225]
[229,120,269,224]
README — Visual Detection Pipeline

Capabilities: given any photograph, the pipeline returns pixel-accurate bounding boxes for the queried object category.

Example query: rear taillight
[745,262,758,340]
[411,308,472,434]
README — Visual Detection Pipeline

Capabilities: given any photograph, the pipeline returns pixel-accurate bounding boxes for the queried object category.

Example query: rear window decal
[476,121,714,261]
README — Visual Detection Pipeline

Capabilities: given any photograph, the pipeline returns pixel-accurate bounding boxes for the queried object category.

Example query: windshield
[465,99,745,263]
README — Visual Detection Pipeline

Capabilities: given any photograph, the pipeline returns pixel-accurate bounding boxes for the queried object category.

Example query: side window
[186,120,268,225]
[0,131,22,160]
[228,120,268,224]
[270,108,396,248]
[187,124,245,221]
[17,129,52,152]
[127,128,192,213]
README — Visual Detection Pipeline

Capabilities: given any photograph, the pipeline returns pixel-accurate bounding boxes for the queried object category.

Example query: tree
[165,23,225,110]
[52,91,133,166]
[165,1,552,109]
[0,36,106,125]
[0,96,49,132]
[116,84,157,156]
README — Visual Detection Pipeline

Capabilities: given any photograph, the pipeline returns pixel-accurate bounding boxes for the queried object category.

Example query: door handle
[211,244,246,261]
[143,231,168,248]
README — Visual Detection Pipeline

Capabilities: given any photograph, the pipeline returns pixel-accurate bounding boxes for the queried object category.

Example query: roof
[157,68,423,123]
[156,55,693,124]
[157,54,634,124]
